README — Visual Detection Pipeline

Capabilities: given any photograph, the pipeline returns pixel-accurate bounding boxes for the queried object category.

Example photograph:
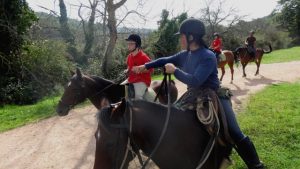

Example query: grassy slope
[0,97,90,132]
[261,46,300,64]
[229,82,300,169]
[0,97,60,132]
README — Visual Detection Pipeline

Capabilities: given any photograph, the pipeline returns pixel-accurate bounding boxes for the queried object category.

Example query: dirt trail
[1,61,300,169]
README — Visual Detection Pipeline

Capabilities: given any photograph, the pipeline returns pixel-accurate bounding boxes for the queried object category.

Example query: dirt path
[1,61,300,169]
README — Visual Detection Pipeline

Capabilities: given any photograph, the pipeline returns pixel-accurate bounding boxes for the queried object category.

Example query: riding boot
[235,136,265,169]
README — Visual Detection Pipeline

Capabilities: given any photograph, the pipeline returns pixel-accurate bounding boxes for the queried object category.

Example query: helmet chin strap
[186,33,194,51]
[130,46,139,53]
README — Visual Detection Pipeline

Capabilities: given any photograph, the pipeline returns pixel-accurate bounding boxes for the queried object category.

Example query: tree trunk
[82,0,98,64]
[101,0,126,77]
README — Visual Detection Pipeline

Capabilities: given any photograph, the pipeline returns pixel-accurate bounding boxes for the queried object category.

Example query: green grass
[0,96,60,132]
[0,96,91,132]
[261,46,300,64]
[152,74,175,80]
[229,81,300,169]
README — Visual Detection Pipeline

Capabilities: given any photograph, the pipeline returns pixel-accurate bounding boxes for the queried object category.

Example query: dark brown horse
[56,68,178,116]
[234,45,272,77]
[218,50,238,83]
[94,98,232,169]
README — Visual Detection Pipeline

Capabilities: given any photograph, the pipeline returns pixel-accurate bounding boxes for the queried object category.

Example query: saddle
[120,79,156,101]
[175,87,234,145]
[246,45,256,59]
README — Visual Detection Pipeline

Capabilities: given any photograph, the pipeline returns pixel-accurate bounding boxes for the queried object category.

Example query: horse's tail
[263,44,272,54]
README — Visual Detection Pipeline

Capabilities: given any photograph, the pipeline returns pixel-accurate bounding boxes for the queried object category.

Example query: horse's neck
[84,76,113,109]
[128,101,220,168]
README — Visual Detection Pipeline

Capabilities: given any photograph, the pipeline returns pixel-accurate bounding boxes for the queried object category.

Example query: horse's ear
[76,68,83,79]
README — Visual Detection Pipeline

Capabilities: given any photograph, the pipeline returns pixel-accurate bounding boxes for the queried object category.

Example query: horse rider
[132,18,264,169]
[245,30,257,59]
[210,32,223,64]
[124,34,153,99]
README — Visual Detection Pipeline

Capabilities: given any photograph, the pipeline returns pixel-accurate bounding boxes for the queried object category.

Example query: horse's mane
[89,75,116,86]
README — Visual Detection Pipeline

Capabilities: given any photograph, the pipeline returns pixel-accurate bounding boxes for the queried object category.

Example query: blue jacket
[145,47,220,90]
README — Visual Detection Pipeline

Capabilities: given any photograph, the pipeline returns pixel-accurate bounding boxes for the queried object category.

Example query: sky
[26,0,279,29]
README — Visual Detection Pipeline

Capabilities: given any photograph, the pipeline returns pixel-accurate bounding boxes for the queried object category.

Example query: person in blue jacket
[132,18,264,169]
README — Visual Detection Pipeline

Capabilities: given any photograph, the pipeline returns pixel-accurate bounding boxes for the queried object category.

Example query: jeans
[133,82,147,99]
[219,98,245,143]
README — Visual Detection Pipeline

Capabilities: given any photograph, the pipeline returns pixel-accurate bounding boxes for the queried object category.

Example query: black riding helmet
[176,18,205,37]
[176,18,206,50]
[125,34,142,48]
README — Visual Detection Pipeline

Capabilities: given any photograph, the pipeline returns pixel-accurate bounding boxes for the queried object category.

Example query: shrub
[0,40,74,105]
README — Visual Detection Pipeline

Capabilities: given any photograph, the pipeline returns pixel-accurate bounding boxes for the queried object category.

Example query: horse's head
[151,80,178,104]
[56,68,88,116]
[94,99,133,169]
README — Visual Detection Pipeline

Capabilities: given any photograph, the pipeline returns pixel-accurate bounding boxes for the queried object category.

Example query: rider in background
[132,18,264,169]
[125,34,153,99]
[210,32,222,64]
[245,30,256,58]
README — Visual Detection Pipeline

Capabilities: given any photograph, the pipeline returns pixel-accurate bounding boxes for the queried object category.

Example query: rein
[113,72,173,169]
[141,73,172,169]
[59,79,116,109]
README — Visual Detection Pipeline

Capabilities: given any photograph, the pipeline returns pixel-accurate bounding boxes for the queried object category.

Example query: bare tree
[59,0,146,74]
[197,0,244,39]
[78,0,99,65]
[100,0,127,77]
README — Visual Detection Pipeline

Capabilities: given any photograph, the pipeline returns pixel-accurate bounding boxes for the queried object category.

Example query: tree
[78,0,98,65]
[58,0,79,62]
[0,0,39,104]
[152,10,187,58]
[276,0,300,44]
[0,0,36,55]
[101,0,127,77]
[197,0,244,41]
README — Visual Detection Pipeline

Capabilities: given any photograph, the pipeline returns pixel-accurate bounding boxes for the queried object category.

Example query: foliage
[0,96,60,132]
[229,82,300,169]
[0,0,39,105]
[215,16,293,50]
[0,0,37,55]
[275,0,300,45]
[0,40,74,104]
[0,96,91,132]
[150,10,187,59]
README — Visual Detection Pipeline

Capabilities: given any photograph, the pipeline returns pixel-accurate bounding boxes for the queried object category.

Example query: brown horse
[234,45,272,77]
[218,50,238,83]
[56,68,178,115]
[94,98,232,169]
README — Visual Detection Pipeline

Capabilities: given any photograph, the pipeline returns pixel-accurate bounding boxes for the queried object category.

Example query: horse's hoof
[230,81,233,84]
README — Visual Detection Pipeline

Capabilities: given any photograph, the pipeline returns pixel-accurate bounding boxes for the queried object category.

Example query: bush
[0,40,74,105]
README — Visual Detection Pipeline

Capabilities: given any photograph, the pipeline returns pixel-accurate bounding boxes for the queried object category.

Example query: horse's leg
[242,62,248,77]
[229,63,234,83]
[255,57,262,76]
[220,66,225,82]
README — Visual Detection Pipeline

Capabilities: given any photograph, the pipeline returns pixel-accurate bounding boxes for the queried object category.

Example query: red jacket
[127,50,153,86]
[211,38,222,52]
